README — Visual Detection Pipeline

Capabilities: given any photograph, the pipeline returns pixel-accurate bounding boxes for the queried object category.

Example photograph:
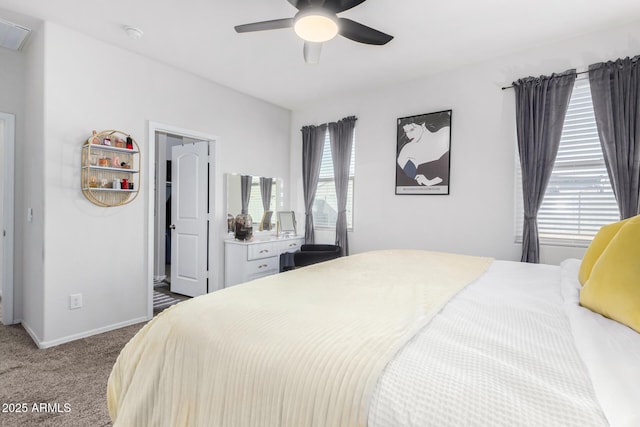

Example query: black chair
[295,244,342,267]
[280,244,342,271]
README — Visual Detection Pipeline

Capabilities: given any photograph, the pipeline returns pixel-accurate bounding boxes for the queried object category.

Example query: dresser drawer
[247,242,276,260]
[277,238,303,254]
[224,237,305,287]
[246,256,279,280]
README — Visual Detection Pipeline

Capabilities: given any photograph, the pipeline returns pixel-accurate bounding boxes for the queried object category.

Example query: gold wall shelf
[81,130,141,207]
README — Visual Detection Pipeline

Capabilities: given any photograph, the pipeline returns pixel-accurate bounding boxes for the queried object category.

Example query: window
[313,129,355,229]
[515,77,619,245]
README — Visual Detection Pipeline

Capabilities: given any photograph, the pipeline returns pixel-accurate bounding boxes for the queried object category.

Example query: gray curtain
[301,124,327,244]
[589,56,640,219]
[513,69,576,263]
[259,177,273,212]
[240,175,252,215]
[328,116,357,256]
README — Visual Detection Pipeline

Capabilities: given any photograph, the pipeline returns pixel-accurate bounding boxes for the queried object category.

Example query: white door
[1,113,15,325]
[0,119,4,318]
[170,141,208,297]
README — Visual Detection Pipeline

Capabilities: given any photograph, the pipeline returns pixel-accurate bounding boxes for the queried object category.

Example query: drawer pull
[289,243,297,247]
[258,264,268,269]
[259,249,270,253]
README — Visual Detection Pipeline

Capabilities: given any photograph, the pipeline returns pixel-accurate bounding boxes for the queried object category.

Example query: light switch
[27,207,33,223]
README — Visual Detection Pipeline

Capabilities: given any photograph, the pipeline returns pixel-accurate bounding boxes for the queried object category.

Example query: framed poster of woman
[395,110,452,195]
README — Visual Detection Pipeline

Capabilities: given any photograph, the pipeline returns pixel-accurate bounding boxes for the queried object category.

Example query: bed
[107,248,640,427]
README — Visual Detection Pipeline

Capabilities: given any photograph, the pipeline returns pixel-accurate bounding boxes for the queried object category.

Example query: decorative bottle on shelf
[234,213,253,241]
[126,136,133,150]
[91,130,100,145]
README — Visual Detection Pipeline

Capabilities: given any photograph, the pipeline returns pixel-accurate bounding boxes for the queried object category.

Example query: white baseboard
[21,321,42,348]
[22,316,149,349]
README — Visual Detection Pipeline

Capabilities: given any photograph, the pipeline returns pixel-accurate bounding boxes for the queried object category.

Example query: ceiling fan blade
[322,0,368,13]
[289,0,366,12]
[338,18,393,45]
[303,41,323,64]
[286,0,312,9]
[234,18,294,33]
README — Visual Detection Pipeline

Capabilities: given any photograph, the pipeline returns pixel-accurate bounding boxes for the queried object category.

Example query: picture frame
[395,110,452,195]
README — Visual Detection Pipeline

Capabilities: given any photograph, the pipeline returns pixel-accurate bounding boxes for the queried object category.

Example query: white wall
[290,22,640,265]
[21,21,46,339]
[28,22,290,346]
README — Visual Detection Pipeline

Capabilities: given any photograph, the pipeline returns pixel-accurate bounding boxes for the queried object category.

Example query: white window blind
[515,77,619,246]
[313,130,355,229]
[248,179,276,224]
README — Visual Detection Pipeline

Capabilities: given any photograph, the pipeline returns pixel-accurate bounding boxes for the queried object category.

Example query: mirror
[277,211,297,235]
[225,173,282,232]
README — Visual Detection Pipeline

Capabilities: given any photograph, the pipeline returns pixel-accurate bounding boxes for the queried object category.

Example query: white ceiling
[1,0,639,109]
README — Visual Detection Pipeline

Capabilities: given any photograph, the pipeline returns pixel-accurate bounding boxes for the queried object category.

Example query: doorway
[1,112,15,325]
[147,122,218,318]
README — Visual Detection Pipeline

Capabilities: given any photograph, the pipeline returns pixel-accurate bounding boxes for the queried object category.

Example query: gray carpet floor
[0,321,145,426]
[0,285,187,426]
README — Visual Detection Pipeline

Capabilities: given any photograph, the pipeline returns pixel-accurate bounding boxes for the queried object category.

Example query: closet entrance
[149,122,217,316]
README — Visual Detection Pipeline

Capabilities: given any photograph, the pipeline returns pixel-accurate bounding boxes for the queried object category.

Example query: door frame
[1,112,15,325]
[147,121,218,319]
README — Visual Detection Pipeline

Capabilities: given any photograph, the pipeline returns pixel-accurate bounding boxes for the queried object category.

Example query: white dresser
[224,235,304,287]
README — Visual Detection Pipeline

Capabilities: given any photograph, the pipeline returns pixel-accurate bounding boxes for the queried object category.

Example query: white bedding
[560,259,640,427]
[369,260,618,426]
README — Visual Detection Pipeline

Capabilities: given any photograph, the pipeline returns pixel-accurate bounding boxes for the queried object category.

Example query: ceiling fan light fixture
[294,9,338,43]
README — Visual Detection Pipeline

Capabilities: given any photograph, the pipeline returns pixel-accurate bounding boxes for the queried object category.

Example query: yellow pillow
[580,217,640,333]
[578,216,633,285]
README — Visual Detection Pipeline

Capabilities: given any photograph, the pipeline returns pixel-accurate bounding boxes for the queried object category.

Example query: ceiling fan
[234,0,394,64]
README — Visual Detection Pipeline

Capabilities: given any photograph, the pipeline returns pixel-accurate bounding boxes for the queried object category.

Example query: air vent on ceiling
[0,17,31,51]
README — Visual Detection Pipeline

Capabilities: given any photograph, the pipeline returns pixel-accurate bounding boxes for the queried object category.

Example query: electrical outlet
[69,293,83,310]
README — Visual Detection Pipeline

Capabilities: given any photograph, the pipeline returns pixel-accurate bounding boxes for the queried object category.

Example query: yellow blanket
[108,250,492,426]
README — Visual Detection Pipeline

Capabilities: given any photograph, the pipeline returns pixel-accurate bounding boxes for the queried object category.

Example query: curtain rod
[501,69,589,90]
